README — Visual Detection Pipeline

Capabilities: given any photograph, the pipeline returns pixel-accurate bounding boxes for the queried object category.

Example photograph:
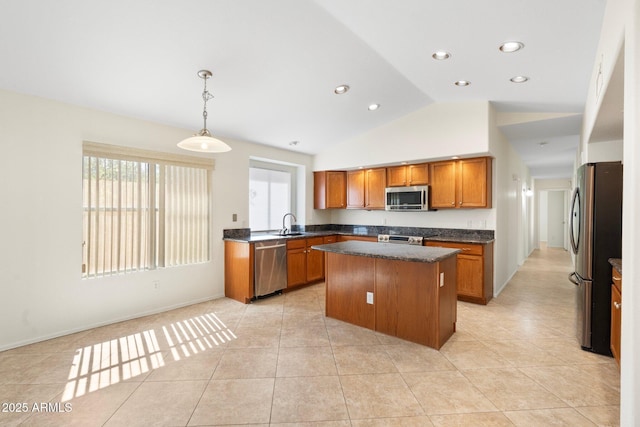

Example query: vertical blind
[82,142,213,278]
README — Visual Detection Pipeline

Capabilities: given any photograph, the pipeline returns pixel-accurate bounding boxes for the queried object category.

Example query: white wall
[621,0,640,419]
[314,102,491,170]
[581,0,640,421]
[488,105,533,295]
[587,139,624,162]
[0,89,316,351]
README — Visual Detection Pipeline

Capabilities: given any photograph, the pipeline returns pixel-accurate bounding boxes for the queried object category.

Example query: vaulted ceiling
[0,0,608,178]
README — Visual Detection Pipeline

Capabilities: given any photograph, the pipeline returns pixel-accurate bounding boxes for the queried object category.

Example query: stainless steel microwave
[385,185,431,211]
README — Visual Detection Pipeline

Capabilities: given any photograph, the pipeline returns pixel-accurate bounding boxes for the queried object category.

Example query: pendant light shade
[178,70,231,153]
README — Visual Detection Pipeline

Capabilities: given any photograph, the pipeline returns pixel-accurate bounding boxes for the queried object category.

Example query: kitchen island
[312,241,460,349]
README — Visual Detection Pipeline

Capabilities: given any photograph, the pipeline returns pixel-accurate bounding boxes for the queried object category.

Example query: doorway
[540,190,568,249]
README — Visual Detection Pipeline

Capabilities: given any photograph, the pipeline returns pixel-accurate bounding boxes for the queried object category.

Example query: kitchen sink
[273,232,303,237]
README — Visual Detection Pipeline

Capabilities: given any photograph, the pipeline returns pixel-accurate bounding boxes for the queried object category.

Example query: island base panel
[325,252,375,329]
[325,251,457,349]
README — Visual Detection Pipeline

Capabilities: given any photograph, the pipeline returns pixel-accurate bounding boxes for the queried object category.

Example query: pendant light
[177,69,231,153]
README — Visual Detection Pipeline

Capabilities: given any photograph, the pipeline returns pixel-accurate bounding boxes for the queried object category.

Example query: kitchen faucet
[280,212,297,235]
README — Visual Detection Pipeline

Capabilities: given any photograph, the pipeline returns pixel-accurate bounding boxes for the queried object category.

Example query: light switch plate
[366,292,374,304]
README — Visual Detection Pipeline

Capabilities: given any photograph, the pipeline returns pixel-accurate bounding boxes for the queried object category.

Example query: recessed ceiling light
[454,80,471,87]
[510,75,529,83]
[499,41,525,53]
[368,103,380,111]
[539,141,548,147]
[432,51,451,60]
[452,156,460,159]
[334,84,350,94]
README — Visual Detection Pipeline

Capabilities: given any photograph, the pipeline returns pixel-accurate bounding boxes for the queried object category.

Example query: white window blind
[82,142,213,278]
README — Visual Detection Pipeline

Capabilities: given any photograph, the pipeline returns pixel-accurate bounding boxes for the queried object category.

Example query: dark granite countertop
[312,241,460,263]
[223,225,495,245]
[223,230,345,243]
[609,258,622,273]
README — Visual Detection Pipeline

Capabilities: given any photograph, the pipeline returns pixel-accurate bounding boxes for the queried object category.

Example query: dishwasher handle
[255,243,286,251]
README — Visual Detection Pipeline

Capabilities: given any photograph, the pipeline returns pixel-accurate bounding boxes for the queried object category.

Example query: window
[249,160,296,231]
[82,142,213,278]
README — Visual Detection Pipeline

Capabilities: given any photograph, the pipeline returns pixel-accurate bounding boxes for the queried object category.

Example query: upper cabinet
[386,163,429,187]
[314,171,346,209]
[347,168,386,210]
[314,157,490,210]
[429,157,492,209]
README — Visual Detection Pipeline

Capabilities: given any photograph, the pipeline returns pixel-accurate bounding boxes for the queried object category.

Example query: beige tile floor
[0,246,620,426]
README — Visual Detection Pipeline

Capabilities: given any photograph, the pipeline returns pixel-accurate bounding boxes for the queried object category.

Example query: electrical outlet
[366,292,374,304]
[467,220,473,228]
[153,280,160,290]
[232,213,237,222]
[439,272,444,287]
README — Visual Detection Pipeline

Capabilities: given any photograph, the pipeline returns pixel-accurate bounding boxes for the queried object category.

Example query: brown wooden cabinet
[429,157,492,209]
[224,240,254,304]
[286,239,307,288]
[347,168,386,209]
[346,170,365,209]
[386,163,429,187]
[425,240,493,304]
[611,266,622,367]
[287,236,326,288]
[314,171,346,209]
[365,168,387,209]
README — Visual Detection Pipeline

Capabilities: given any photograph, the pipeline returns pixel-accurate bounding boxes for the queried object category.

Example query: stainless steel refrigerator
[569,162,622,355]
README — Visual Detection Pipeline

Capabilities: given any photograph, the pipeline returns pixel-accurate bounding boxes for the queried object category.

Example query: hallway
[0,246,620,426]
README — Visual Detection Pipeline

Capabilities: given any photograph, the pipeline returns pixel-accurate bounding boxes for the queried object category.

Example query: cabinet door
[386,166,407,187]
[306,237,325,282]
[314,171,347,209]
[326,171,347,208]
[365,168,387,209]
[611,284,621,366]
[408,163,429,186]
[456,254,484,298]
[458,157,491,208]
[287,248,307,287]
[323,235,337,244]
[346,170,365,209]
[429,161,457,208]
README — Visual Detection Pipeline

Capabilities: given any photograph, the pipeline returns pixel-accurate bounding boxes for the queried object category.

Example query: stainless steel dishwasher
[254,239,287,298]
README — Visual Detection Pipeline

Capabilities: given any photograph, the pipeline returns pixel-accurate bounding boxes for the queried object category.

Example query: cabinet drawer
[286,239,306,250]
[425,241,483,256]
[323,235,337,244]
[306,237,324,247]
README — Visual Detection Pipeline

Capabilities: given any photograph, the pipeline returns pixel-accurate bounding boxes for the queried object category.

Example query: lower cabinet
[224,240,254,304]
[287,236,332,288]
[425,240,494,304]
[610,267,622,367]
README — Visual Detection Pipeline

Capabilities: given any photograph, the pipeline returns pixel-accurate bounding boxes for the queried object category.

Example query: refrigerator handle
[568,272,580,286]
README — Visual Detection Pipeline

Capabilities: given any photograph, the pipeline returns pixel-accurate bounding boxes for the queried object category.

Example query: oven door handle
[568,272,580,286]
